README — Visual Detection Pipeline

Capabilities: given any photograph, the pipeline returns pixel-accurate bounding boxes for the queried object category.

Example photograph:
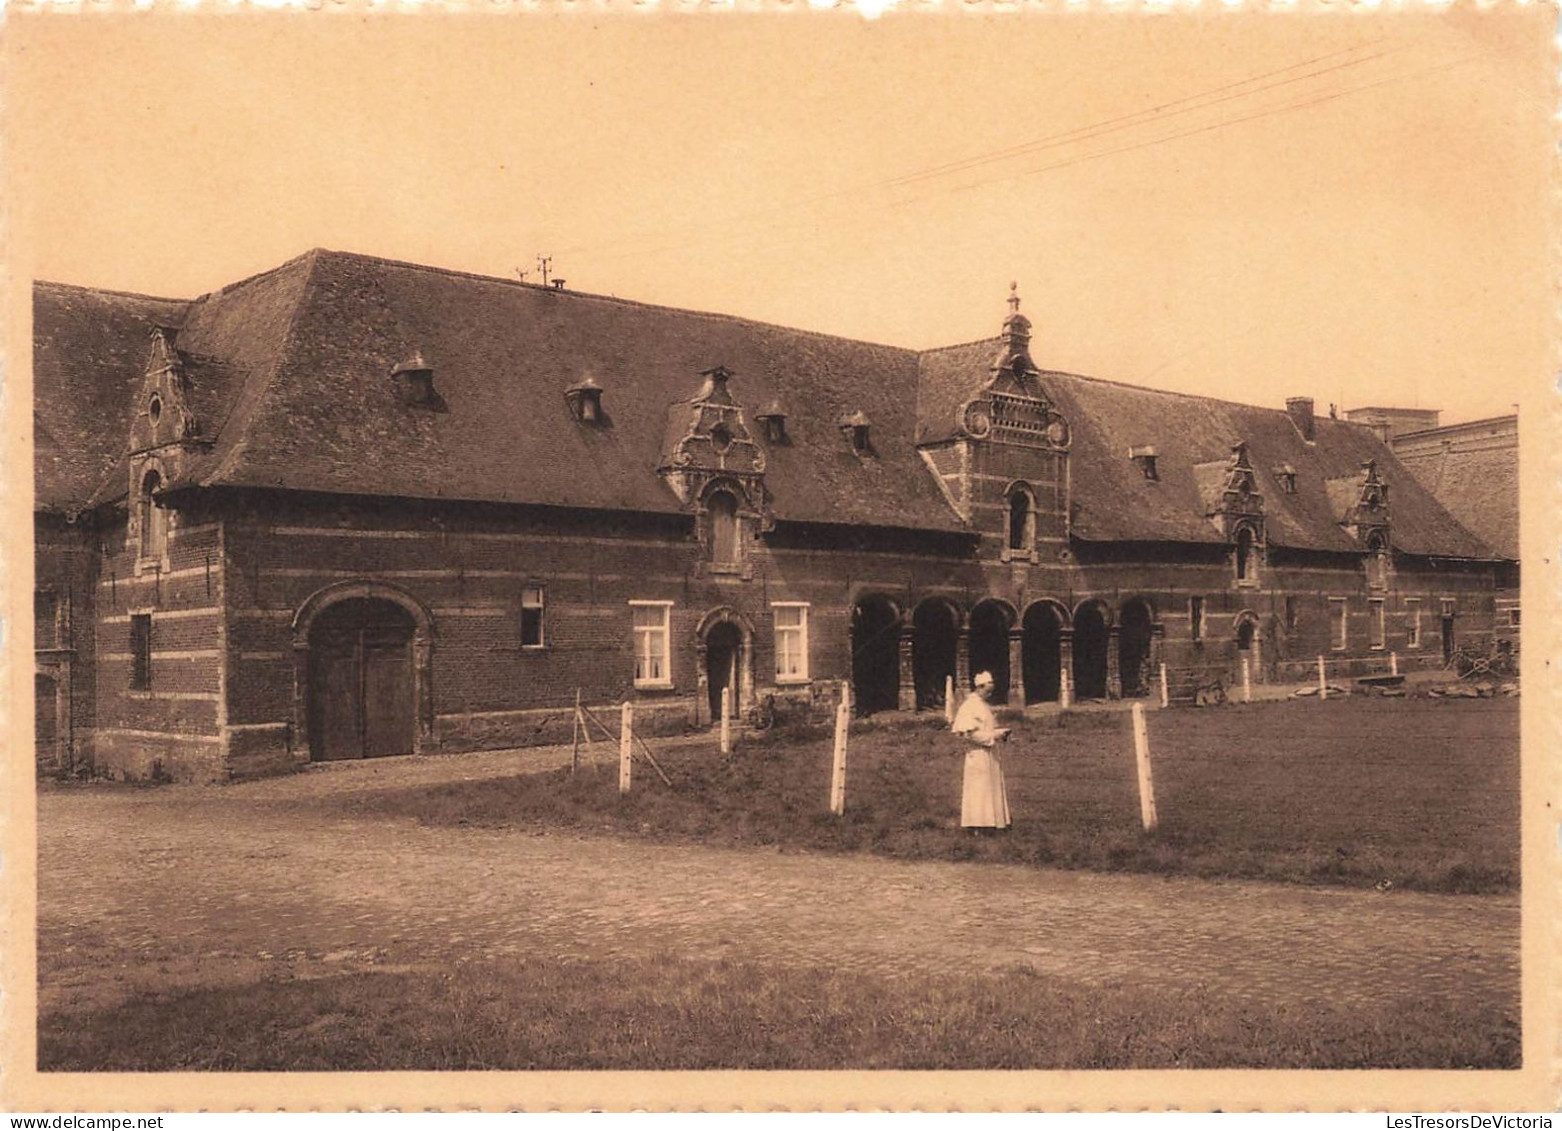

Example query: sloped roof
[33,282,190,513]
[178,250,962,532]
[33,252,1500,559]
[1394,427,1518,560]
[917,339,1496,558]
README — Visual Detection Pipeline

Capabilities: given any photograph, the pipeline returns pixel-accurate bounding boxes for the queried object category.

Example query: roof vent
[552,279,567,291]
[565,374,604,424]
[756,400,789,444]
[390,351,439,408]
[1128,445,1159,481]
[839,411,872,454]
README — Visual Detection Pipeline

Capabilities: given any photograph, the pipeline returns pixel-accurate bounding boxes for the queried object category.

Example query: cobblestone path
[37,757,1518,1018]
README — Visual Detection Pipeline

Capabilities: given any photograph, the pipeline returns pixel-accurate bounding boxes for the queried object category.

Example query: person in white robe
[951,670,1012,830]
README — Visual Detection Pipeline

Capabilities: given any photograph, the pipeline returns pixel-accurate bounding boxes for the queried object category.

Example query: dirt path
[37,758,1518,1019]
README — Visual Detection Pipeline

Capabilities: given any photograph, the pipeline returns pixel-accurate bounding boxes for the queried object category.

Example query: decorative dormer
[1217,442,1266,583]
[565,374,605,424]
[955,285,1070,450]
[659,365,771,577]
[127,326,208,572]
[1337,459,1392,587]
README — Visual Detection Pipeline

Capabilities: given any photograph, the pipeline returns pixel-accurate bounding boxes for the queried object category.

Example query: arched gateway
[293,581,435,761]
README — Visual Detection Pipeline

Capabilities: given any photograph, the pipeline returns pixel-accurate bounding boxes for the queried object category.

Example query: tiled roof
[916,341,1496,559]
[33,251,1501,559]
[33,282,189,513]
[1394,427,1518,560]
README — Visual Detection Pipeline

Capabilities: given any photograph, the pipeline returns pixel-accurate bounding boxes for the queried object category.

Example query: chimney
[1285,397,1316,442]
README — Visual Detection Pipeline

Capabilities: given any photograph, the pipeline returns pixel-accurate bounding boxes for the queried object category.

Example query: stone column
[1149,622,1166,680]
[897,629,917,712]
[1107,626,1122,699]
[1008,628,1026,708]
[290,642,310,758]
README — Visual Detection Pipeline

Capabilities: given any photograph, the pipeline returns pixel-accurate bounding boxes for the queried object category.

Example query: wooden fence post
[1159,662,1169,708]
[619,701,633,795]
[1241,657,1252,703]
[1317,656,1328,700]
[1132,702,1157,832]
[830,693,849,816]
[571,688,583,773]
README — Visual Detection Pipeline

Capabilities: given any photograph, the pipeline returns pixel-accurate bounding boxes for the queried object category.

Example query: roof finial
[1008,281,1021,315]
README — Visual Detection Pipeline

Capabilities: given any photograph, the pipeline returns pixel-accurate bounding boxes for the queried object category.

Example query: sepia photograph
[3,2,1555,1112]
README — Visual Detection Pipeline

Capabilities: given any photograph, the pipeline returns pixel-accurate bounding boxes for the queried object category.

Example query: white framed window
[1440,598,1457,618]
[137,468,168,566]
[1331,598,1349,651]
[1508,608,1521,628]
[1369,598,1386,650]
[1189,596,1206,643]
[1405,599,1422,649]
[1234,526,1258,585]
[772,602,810,683]
[520,586,545,648]
[630,601,673,688]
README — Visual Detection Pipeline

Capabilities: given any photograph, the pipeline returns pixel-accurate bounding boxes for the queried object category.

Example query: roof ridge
[308,247,920,355]
[34,279,190,305]
[918,335,1001,357]
[198,248,322,303]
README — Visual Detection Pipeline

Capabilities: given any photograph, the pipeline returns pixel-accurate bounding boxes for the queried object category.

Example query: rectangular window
[630,601,673,688]
[1440,598,1457,618]
[1369,598,1386,650]
[130,614,152,690]
[1405,598,1422,649]
[1283,596,1298,634]
[1189,596,1205,643]
[772,603,810,683]
[1331,599,1348,651]
[520,586,545,648]
[1509,608,1521,628]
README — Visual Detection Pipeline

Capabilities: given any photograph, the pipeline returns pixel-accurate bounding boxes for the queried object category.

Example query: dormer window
[138,468,167,563]
[565,375,604,423]
[756,401,788,445]
[1129,445,1158,481]
[1274,465,1297,494]
[391,352,438,408]
[839,411,872,455]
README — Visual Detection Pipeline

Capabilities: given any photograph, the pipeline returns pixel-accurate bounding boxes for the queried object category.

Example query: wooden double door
[308,598,416,761]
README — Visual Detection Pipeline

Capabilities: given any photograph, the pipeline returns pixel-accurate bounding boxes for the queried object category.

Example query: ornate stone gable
[955,286,1071,452]
[658,366,772,576]
[1340,458,1392,548]
[126,326,214,504]
[1208,441,1265,540]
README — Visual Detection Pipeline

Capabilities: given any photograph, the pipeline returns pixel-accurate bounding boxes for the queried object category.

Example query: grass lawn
[330,696,1518,894]
[38,954,1520,1071]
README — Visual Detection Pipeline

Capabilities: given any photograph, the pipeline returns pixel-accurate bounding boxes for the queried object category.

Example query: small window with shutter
[520,587,545,648]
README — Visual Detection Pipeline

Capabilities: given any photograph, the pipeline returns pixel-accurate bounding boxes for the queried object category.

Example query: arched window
[1006,486,1034,554]
[139,469,167,562]
[1235,526,1256,583]
[708,490,739,567]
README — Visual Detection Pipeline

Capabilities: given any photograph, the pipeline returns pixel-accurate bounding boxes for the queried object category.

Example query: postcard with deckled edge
[2,1,1558,1112]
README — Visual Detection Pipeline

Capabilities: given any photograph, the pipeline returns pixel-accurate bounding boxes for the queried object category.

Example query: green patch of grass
[332,697,1518,894]
[39,955,1519,1071]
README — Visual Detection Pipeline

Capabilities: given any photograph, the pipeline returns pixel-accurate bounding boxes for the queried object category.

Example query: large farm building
[34,250,1512,781]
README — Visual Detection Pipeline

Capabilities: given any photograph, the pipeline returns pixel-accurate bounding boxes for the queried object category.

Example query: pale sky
[6,6,1554,424]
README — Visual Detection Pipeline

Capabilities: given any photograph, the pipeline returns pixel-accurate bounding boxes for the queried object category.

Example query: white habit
[951,692,1012,829]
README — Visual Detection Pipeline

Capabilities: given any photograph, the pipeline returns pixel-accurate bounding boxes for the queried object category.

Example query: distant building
[34,251,1510,781]
[1390,413,1519,655]
[1342,406,1443,445]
